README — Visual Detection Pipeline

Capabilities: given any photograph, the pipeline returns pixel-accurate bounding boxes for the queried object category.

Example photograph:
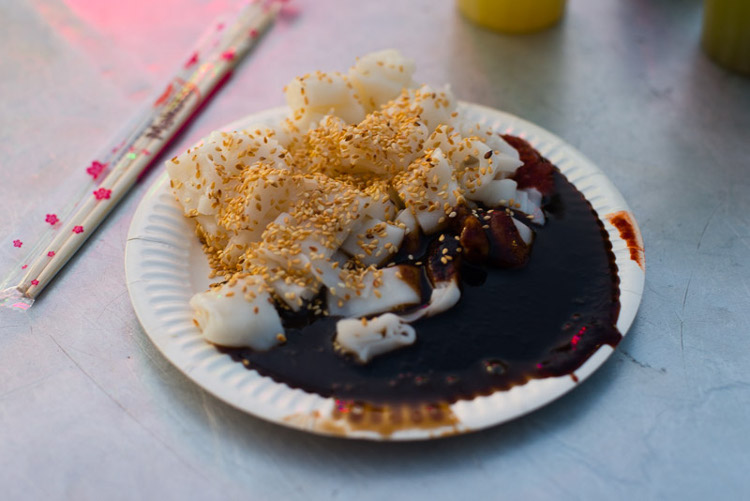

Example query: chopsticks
[4,1,281,306]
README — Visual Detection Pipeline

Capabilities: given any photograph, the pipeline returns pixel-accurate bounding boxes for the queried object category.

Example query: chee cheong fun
[166,50,553,364]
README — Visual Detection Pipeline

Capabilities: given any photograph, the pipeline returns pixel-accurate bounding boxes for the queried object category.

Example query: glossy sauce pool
[220,169,621,405]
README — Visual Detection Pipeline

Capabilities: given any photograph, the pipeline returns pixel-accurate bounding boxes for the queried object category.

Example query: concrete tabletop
[1,0,748,499]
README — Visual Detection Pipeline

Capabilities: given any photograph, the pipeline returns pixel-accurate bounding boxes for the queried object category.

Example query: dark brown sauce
[220,169,621,405]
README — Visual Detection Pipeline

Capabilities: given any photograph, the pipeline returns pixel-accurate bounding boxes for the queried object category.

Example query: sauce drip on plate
[220,168,621,405]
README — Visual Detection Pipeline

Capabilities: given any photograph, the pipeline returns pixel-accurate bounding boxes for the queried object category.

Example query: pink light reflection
[54,0,236,78]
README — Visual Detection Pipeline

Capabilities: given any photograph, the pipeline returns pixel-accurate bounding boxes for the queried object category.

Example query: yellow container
[702,0,750,74]
[457,0,567,34]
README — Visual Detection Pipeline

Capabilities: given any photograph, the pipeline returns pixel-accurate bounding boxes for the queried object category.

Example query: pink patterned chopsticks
[1,1,281,309]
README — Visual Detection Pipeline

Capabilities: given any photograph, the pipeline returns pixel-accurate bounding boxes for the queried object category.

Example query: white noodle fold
[190,277,283,350]
[335,313,416,363]
[328,266,420,318]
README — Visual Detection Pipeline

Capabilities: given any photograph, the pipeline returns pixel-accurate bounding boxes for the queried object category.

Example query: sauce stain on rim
[283,401,463,439]
[607,211,645,270]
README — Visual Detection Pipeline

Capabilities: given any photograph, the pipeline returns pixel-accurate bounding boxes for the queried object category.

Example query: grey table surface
[1,0,749,499]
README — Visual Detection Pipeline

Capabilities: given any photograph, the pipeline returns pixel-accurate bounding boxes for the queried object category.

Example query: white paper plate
[125,104,645,440]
